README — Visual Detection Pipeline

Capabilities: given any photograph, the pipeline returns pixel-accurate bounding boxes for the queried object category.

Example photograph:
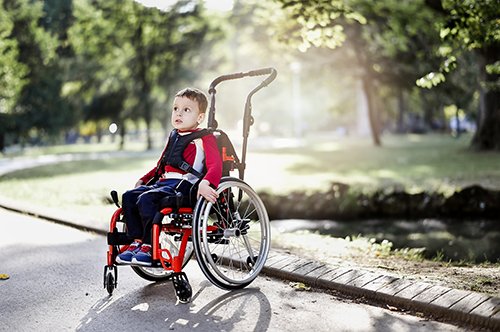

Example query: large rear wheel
[192,177,271,290]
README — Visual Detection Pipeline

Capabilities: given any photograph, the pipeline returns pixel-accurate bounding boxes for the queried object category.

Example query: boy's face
[171,96,205,131]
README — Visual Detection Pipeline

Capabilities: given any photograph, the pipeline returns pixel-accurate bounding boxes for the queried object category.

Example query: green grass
[246,133,500,195]
[1,133,500,222]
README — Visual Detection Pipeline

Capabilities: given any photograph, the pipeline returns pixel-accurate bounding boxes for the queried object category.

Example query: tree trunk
[119,121,126,151]
[471,45,500,150]
[349,24,381,146]
[396,88,406,133]
[96,125,103,143]
[454,107,461,137]
[144,94,153,151]
[0,132,5,153]
[421,90,437,131]
[133,14,153,151]
[361,74,381,146]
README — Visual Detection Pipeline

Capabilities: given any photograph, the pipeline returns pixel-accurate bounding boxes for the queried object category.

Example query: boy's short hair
[175,88,208,114]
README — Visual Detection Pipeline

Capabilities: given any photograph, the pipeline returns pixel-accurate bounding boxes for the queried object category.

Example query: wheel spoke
[193,177,270,289]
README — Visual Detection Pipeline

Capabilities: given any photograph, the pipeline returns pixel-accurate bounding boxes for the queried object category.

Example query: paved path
[2,208,468,332]
[0,154,499,330]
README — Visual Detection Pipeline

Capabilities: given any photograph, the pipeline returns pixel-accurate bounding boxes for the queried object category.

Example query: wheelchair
[103,68,277,303]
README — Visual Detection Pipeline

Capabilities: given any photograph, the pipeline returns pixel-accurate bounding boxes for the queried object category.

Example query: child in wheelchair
[105,68,276,302]
[116,87,222,267]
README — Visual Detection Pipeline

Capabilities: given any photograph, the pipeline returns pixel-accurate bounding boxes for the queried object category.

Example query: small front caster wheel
[105,272,115,295]
[103,265,117,295]
[172,272,192,303]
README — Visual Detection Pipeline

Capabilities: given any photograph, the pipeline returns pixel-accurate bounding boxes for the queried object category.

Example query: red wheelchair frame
[104,68,277,302]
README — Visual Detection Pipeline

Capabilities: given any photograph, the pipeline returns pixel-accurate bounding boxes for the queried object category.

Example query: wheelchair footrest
[107,231,131,245]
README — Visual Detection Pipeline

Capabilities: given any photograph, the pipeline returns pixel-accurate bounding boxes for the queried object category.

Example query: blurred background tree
[68,0,217,150]
[2,0,62,148]
[0,0,28,151]
[0,0,498,152]
[424,0,500,150]
[271,0,492,146]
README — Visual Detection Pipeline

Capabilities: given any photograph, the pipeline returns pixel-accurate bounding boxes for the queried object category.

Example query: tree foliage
[1,0,498,152]
[0,1,27,110]
[1,0,69,147]
[0,0,218,151]
[274,0,499,149]
[0,1,29,151]
[424,0,500,150]
[274,0,444,144]
[69,0,215,149]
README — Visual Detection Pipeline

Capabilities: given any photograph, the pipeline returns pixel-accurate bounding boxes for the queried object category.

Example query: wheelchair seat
[154,180,199,229]
[158,179,199,210]
[158,192,192,210]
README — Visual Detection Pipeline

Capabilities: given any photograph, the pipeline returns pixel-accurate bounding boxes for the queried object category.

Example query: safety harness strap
[157,129,212,179]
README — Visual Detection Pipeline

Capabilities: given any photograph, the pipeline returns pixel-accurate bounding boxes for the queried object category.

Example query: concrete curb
[1,198,499,330]
[263,250,500,331]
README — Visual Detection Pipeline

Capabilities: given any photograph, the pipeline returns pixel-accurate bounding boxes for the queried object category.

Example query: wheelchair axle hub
[223,228,241,238]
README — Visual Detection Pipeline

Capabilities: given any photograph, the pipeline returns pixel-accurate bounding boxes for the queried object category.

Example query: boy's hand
[135,180,144,188]
[198,180,218,203]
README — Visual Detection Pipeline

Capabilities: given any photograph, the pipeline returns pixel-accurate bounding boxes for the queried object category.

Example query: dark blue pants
[122,179,185,244]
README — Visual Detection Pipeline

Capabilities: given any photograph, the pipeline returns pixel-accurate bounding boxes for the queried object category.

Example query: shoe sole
[115,256,133,265]
[131,258,152,267]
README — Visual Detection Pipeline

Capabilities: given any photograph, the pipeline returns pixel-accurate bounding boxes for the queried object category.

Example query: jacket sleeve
[139,167,157,184]
[201,134,222,188]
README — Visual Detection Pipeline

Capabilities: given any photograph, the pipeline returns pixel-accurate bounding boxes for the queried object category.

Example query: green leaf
[416,72,446,88]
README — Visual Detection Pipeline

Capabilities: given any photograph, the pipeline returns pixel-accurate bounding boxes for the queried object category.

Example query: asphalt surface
[2,208,470,332]
[1,152,499,330]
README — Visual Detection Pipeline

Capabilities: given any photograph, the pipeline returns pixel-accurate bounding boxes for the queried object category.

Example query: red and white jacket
[140,129,222,188]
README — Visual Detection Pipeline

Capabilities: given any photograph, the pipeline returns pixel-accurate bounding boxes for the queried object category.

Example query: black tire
[130,266,174,282]
[192,177,271,290]
[105,272,115,295]
[130,245,194,282]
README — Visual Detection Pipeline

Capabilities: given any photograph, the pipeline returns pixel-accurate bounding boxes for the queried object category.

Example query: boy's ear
[197,112,205,124]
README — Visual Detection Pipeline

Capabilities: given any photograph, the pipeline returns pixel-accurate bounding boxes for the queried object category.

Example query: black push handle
[248,68,273,76]
[207,67,277,129]
[251,68,277,90]
[209,67,277,92]
[205,67,278,180]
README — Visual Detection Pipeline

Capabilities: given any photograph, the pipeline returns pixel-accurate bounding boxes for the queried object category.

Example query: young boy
[116,87,222,266]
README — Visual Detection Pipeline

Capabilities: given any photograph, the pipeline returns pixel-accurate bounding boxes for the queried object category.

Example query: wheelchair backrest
[212,130,240,177]
[162,130,239,209]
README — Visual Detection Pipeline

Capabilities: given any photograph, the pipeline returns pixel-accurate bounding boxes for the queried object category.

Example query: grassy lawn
[247,132,500,195]
[1,133,499,223]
